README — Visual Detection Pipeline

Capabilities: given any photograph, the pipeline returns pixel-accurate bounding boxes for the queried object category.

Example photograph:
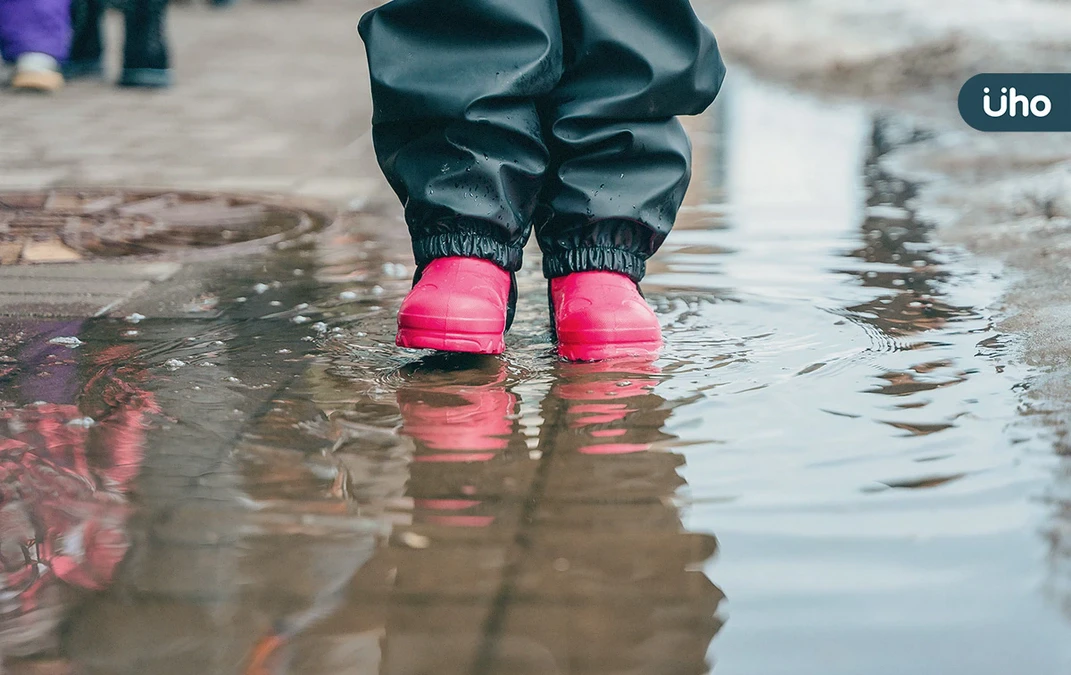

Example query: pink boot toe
[550,271,663,361]
[396,257,510,355]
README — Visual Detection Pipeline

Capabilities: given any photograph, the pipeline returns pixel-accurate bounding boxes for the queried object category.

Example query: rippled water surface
[0,77,1069,674]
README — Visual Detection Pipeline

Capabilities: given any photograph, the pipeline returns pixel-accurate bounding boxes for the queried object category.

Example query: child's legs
[536,0,725,282]
[122,0,170,70]
[0,0,73,62]
[359,0,563,274]
[69,0,106,65]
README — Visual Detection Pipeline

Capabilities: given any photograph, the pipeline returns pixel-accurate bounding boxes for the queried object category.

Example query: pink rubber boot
[550,271,663,361]
[396,257,511,354]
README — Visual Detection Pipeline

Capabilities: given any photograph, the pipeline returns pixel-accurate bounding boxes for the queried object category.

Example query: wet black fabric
[359,0,724,281]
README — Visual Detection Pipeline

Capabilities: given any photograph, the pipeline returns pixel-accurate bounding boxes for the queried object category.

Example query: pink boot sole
[396,327,506,355]
[556,338,662,362]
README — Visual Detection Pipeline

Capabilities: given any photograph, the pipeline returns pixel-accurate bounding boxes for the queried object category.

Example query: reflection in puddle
[399,355,517,463]
[0,321,153,663]
[670,79,1071,675]
[1,77,1070,674]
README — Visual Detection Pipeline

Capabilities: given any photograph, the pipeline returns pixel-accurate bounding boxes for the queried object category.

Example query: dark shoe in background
[119,0,172,88]
[65,0,105,80]
[66,0,172,88]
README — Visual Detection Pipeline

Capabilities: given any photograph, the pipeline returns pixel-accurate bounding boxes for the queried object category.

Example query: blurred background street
[0,0,388,208]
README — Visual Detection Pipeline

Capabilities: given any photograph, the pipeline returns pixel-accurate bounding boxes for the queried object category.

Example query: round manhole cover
[0,189,328,264]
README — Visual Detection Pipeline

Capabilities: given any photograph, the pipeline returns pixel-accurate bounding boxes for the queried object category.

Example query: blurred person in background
[66,0,171,87]
[0,0,72,92]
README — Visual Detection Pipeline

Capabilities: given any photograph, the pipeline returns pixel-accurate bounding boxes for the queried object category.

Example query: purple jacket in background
[0,0,73,62]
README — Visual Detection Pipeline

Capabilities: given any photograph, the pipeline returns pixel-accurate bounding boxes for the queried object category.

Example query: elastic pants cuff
[412,233,522,273]
[542,247,647,282]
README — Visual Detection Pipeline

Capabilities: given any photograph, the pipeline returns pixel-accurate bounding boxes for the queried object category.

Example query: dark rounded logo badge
[959,74,1071,132]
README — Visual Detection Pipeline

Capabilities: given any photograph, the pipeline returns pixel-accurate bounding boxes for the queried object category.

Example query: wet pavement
[0,0,385,207]
[3,55,1071,675]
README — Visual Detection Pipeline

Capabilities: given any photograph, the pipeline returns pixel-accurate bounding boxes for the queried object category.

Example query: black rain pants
[359,0,724,281]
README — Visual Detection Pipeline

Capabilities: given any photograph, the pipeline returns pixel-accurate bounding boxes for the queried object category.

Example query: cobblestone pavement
[0,0,391,210]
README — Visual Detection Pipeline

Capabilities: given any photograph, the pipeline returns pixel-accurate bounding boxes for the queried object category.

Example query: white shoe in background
[10,52,64,93]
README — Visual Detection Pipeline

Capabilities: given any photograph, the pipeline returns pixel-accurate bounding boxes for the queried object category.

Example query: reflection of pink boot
[399,386,517,460]
[557,360,662,455]
[396,355,516,461]
[397,257,511,355]
[551,272,663,361]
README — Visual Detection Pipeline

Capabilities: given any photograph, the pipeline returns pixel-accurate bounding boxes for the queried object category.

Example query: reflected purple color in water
[0,325,154,662]
[12,320,84,405]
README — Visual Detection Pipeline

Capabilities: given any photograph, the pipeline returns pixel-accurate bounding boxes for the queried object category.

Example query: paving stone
[0,169,71,188]
[19,241,84,263]
[0,295,128,318]
[0,242,23,264]
[287,630,387,675]
[3,659,73,675]
[404,451,541,500]
[62,598,238,675]
[0,262,182,317]
[356,541,509,600]
[511,531,719,602]
[0,278,149,297]
[294,177,384,201]
[0,261,181,282]
[487,599,724,675]
[240,598,494,675]
[541,449,687,503]
[531,501,689,533]
[376,603,490,675]
[123,541,245,601]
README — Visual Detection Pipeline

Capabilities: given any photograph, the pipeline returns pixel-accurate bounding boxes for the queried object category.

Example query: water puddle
[0,76,1068,674]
